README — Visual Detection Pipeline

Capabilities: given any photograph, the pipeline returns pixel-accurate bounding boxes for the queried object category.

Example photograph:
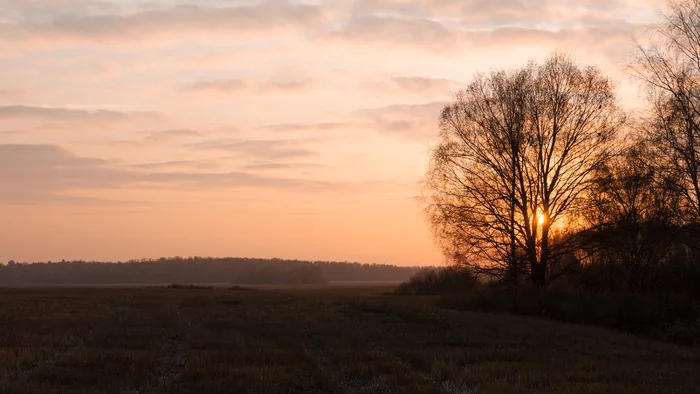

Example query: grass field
[0,285,698,394]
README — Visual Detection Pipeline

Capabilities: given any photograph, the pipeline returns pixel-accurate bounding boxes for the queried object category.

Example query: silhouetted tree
[425,53,625,287]
[581,142,680,292]
[631,0,700,223]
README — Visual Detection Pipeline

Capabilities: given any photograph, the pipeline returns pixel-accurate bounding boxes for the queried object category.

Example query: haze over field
[0,0,664,265]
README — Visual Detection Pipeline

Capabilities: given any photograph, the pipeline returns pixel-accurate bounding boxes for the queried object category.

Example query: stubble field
[0,285,698,394]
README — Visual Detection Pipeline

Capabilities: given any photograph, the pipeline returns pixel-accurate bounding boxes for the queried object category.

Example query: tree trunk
[538,223,550,287]
[531,262,546,287]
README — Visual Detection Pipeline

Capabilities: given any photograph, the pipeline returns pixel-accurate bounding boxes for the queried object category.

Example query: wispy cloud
[0,2,327,43]
[351,0,656,27]
[243,162,324,171]
[131,160,219,171]
[361,76,460,95]
[357,101,447,116]
[354,101,447,139]
[0,105,156,121]
[180,79,248,94]
[0,144,385,205]
[390,76,455,92]
[143,129,202,142]
[259,122,355,133]
[181,75,314,95]
[0,89,29,100]
[192,139,320,159]
[323,16,457,51]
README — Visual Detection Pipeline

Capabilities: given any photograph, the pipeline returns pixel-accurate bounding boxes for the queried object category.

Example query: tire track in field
[302,298,474,394]
[1,296,129,387]
[149,311,198,393]
[125,298,203,394]
[2,328,93,384]
[354,302,480,394]
[293,302,392,394]
[297,339,388,394]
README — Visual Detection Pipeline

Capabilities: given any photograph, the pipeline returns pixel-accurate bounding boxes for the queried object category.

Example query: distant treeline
[0,257,423,285]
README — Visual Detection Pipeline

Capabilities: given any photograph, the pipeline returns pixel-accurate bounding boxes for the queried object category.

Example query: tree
[582,142,680,292]
[424,53,625,287]
[631,0,700,223]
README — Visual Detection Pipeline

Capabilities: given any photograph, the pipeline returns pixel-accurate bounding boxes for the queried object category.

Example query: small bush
[395,266,479,295]
[167,283,214,290]
[220,299,242,306]
[228,285,259,291]
[663,319,700,346]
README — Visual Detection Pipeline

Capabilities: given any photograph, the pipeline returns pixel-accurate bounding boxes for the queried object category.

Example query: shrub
[395,266,479,295]
[663,319,700,346]
[439,286,700,346]
[228,285,259,291]
[166,284,214,290]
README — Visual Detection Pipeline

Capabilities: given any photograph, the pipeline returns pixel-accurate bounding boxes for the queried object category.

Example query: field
[0,285,699,394]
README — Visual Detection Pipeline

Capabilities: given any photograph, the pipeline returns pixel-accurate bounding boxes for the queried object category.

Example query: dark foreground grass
[0,286,698,393]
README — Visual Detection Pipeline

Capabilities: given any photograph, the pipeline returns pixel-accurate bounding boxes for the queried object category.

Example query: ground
[0,284,698,394]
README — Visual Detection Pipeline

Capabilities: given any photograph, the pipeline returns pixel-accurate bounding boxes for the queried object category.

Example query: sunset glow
[0,0,664,265]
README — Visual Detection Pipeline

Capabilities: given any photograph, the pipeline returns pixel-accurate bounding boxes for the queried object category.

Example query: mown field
[0,285,698,394]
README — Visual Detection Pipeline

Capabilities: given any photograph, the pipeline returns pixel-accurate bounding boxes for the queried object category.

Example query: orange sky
[0,0,665,266]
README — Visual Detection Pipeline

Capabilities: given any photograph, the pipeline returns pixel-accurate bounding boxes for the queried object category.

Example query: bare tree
[425,53,625,287]
[631,0,700,222]
[583,142,680,292]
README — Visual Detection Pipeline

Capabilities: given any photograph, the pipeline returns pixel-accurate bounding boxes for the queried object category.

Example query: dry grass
[0,285,698,393]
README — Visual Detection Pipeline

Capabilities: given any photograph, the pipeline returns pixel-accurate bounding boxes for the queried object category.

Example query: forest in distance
[0,257,422,285]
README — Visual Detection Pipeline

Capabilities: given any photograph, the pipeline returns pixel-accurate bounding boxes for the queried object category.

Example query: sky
[0,0,666,266]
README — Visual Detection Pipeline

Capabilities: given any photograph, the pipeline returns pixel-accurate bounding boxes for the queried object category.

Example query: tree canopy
[425,53,625,286]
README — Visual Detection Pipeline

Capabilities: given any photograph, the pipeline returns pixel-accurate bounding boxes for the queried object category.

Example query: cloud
[0,0,124,22]
[315,0,653,57]
[181,75,313,95]
[323,19,643,58]
[243,162,324,171]
[138,171,347,193]
[391,76,455,92]
[351,0,654,28]
[0,89,29,100]
[251,101,448,141]
[143,129,203,142]
[323,16,457,50]
[0,105,155,121]
[192,139,319,159]
[259,122,355,133]
[0,144,356,205]
[354,101,447,139]
[361,76,459,95]
[258,76,313,92]
[356,101,448,120]
[0,0,656,60]
[0,2,326,44]
[180,79,248,94]
[0,144,128,204]
[131,160,219,171]
[474,24,642,48]
[0,130,24,136]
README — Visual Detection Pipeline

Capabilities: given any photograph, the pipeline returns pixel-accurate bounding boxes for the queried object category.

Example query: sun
[538,213,546,226]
